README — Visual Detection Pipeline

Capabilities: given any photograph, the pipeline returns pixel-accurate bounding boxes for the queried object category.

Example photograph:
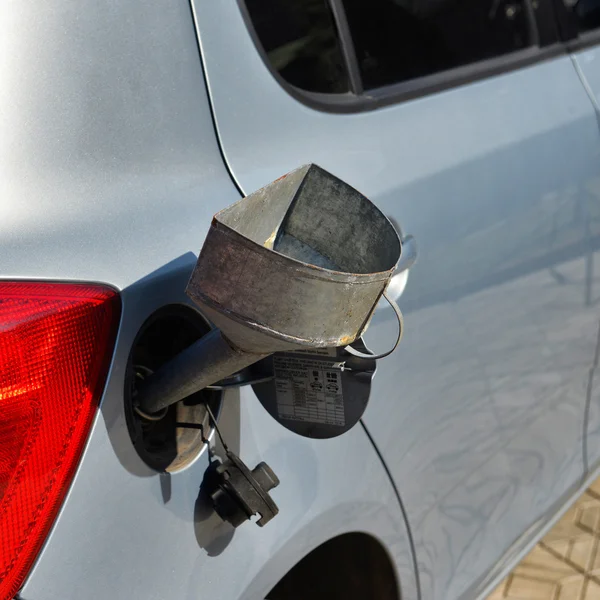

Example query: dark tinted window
[342,0,534,89]
[564,0,600,33]
[244,0,349,93]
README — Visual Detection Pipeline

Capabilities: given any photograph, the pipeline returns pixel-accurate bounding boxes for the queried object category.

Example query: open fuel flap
[128,164,406,529]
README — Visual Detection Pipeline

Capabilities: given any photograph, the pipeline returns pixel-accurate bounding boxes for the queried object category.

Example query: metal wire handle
[343,291,403,360]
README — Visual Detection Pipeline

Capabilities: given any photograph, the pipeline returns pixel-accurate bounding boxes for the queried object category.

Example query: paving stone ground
[489,479,600,599]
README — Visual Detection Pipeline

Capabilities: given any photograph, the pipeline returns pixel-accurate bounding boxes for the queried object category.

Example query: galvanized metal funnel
[188,164,401,351]
[136,164,401,416]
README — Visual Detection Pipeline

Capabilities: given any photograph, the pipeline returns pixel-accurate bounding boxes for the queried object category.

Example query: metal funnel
[136,164,401,415]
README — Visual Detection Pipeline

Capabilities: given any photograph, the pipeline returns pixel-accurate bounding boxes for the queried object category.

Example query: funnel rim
[212,220,400,282]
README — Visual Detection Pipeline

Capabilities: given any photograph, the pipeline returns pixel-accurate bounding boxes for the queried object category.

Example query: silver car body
[2,0,600,599]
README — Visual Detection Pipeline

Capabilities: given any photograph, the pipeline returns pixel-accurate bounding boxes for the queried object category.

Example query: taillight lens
[0,282,120,600]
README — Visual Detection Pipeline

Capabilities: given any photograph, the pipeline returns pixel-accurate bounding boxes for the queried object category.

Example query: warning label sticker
[292,347,338,357]
[273,355,345,426]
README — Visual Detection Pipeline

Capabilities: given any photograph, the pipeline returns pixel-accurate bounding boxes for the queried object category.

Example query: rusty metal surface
[187,163,401,351]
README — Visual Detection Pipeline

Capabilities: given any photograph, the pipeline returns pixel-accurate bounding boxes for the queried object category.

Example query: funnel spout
[135,328,269,415]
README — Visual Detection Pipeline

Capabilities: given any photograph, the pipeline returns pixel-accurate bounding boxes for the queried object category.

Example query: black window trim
[330,0,363,94]
[237,0,571,114]
[566,27,600,52]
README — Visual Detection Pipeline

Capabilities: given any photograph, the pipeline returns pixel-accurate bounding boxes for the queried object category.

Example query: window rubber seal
[566,29,600,53]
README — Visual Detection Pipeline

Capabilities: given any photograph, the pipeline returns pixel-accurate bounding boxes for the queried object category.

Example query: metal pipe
[135,328,268,415]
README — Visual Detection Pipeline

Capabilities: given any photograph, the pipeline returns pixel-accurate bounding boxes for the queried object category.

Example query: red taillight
[0,282,120,600]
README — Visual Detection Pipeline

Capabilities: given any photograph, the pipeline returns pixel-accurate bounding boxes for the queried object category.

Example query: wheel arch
[266,532,401,600]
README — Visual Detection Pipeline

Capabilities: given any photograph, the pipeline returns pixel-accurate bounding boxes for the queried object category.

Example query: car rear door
[193,1,600,597]
[553,0,600,484]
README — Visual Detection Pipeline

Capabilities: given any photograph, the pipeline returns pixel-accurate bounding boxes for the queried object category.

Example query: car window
[563,0,600,33]
[242,0,540,97]
[342,0,534,89]
[243,0,349,93]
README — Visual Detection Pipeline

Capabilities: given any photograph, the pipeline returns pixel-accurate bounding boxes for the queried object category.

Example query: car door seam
[571,54,600,116]
[360,420,423,600]
[187,0,246,198]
